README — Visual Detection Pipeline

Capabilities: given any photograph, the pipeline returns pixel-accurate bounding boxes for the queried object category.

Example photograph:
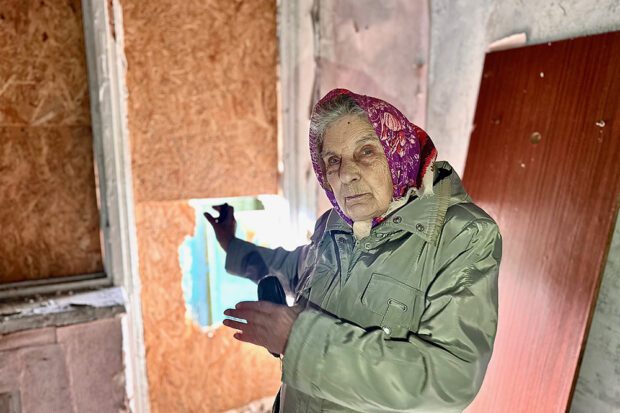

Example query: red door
[463,31,620,412]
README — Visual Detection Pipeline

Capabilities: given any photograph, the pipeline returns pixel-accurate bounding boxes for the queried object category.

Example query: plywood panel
[135,201,280,413]
[0,0,91,126]
[0,127,103,282]
[0,0,102,283]
[463,31,620,412]
[122,0,278,202]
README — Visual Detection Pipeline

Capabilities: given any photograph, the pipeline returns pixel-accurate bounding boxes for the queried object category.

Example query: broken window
[180,195,298,329]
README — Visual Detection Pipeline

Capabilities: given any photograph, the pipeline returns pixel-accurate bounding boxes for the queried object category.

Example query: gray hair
[310,94,368,151]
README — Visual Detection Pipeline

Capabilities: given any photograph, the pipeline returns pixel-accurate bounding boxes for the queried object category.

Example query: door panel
[463,31,620,412]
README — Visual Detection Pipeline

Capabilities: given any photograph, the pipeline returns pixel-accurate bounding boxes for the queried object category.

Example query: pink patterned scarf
[309,88,438,227]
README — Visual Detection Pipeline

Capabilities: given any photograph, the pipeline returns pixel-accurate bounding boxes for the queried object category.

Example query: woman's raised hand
[204,203,237,252]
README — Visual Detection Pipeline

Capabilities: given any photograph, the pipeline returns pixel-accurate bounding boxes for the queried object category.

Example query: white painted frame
[81,0,129,290]
[80,1,150,412]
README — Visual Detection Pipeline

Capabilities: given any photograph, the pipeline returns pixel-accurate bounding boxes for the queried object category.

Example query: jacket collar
[322,161,470,245]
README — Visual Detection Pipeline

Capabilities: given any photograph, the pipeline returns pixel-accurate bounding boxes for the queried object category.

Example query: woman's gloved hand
[223,301,304,356]
[204,203,236,252]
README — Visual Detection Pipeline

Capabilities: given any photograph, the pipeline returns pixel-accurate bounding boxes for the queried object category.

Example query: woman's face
[321,114,393,222]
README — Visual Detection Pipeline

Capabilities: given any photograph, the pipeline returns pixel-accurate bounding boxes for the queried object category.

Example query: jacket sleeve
[281,218,502,412]
[224,210,332,295]
[224,237,309,295]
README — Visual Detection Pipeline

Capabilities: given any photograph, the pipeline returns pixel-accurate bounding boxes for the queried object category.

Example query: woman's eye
[361,147,374,156]
[327,157,340,165]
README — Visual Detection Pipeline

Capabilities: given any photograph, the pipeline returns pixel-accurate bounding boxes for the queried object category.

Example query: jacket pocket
[360,273,424,338]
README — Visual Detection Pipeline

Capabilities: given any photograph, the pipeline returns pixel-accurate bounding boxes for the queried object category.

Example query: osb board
[135,201,281,413]
[0,0,102,283]
[121,0,278,202]
[0,0,92,126]
[0,127,103,283]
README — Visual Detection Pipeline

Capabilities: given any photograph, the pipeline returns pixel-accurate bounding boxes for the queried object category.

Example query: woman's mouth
[345,193,370,203]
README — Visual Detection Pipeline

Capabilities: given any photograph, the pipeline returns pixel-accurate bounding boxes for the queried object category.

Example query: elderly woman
[205,89,502,412]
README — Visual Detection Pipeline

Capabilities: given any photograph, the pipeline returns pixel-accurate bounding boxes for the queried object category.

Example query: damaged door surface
[462,31,620,412]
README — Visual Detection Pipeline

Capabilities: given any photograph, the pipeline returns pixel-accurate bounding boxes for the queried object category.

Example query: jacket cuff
[224,237,254,276]
[282,310,332,397]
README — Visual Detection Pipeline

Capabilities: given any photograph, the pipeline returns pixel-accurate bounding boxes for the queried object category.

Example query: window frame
[0,1,149,412]
[0,0,130,299]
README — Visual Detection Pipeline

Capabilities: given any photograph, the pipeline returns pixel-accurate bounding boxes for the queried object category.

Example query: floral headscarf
[309,88,438,227]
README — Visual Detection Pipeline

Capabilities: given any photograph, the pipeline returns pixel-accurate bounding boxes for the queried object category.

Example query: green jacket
[225,161,502,412]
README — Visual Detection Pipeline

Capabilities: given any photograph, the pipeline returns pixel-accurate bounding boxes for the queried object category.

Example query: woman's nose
[339,158,361,184]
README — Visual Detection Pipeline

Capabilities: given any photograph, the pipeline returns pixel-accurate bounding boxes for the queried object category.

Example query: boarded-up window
[0,0,103,284]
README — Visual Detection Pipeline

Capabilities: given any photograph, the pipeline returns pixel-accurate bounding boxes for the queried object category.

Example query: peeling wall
[317,0,428,127]
[0,0,103,282]
[314,0,429,215]
[0,317,127,413]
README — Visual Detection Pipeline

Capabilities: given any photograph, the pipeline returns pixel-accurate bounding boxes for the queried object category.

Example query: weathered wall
[278,0,430,232]
[317,0,428,127]
[121,0,278,203]
[571,212,620,412]
[0,317,127,413]
[0,0,103,282]
[314,0,430,215]
[119,0,281,411]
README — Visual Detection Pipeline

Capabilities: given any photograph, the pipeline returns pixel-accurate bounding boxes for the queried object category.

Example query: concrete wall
[0,317,127,413]
[571,213,620,413]
[316,0,429,128]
